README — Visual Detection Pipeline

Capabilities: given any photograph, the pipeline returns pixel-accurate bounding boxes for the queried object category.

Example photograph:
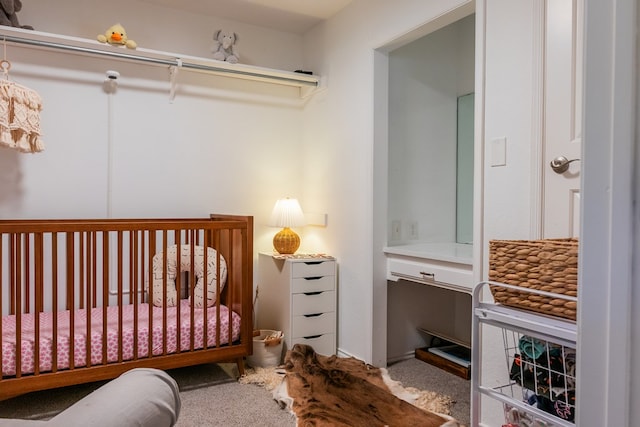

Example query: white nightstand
[257,252,337,356]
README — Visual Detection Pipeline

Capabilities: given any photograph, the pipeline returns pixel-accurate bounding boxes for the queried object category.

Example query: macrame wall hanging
[0,43,44,153]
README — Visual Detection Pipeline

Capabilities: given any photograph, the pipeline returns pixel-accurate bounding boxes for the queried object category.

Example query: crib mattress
[1,300,241,376]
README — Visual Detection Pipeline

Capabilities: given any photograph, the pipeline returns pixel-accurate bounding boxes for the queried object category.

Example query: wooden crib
[0,214,253,401]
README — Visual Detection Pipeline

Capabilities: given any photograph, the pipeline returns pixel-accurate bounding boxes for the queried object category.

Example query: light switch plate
[491,137,507,167]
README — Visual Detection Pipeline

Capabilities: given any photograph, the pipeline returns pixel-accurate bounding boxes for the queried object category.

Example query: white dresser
[257,253,337,356]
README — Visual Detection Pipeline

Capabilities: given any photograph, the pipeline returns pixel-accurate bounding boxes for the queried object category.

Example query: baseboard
[336,348,356,359]
[386,351,416,364]
[337,348,420,367]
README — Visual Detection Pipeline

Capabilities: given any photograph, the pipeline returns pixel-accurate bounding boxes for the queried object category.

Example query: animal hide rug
[274,344,463,427]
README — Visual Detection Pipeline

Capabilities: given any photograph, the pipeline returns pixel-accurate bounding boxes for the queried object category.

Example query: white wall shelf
[0,26,319,98]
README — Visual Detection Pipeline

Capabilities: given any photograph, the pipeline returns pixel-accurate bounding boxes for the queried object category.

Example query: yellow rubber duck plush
[97,23,137,49]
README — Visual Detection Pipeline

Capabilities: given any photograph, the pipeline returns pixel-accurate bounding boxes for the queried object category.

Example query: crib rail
[0,215,253,400]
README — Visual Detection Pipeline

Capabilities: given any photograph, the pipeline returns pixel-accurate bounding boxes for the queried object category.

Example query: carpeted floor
[387,357,470,425]
[0,356,470,426]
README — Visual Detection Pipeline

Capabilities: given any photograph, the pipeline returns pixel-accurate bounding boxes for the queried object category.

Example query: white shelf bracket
[168,59,182,103]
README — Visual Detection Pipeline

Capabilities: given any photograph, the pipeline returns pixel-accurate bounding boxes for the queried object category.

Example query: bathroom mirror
[456,93,474,244]
[385,13,474,248]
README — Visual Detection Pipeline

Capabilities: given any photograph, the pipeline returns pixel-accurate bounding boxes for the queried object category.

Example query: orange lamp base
[273,227,300,254]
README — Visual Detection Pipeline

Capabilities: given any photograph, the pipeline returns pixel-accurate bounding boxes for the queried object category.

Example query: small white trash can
[246,330,284,368]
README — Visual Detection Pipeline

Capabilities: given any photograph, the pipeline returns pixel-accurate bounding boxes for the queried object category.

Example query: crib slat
[33,233,42,375]
[35,233,44,314]
[52,232,59,373]
[67,232,76,370]
[211,231,218,348]
[147,230,155,357]
[91,231,98,308]
[176,231,183,352]
[79,232,85,311]
[14,234,22,378]
[203,238,209,349]
[69,233,77,371]
[101,232,109,365]
[161,230,168,356]
[24,235,30,314]
[132,230,139,361]
[225,229,233,346]
[117,231,123,363]
[9,235,14,316]
[0,233,3,378]
[85,231,92,369]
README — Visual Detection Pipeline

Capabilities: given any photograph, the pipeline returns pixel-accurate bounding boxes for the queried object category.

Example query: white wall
[302,0,472,364]
[482,1,536,244]
[19,0,305,70]
[4,0,312,260]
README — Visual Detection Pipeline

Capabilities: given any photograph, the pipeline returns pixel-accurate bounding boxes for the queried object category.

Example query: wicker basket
[489,238,578,321]
[246,330,283,368]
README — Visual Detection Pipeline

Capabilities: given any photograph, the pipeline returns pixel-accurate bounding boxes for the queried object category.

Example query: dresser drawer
[292,313,335,338]
[387,257,473,291]
[291,260,335,278]
[292,275,334,294]
[292,333,335,355]
[292,291,335,316]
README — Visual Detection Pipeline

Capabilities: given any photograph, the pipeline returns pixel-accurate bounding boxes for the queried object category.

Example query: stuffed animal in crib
[211,29,239,64]
[0,0,33,29]
[97,24,137,49]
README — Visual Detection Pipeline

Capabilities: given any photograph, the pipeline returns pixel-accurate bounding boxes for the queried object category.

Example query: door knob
[550,156,580,174]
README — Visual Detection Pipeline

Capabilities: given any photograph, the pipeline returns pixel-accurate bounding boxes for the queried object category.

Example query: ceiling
[140,0,353,34]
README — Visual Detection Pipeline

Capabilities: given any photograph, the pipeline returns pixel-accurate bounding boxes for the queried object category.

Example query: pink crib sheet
[1,300,241,376]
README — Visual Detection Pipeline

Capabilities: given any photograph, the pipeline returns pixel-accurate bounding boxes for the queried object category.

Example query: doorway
[372,2,477,366]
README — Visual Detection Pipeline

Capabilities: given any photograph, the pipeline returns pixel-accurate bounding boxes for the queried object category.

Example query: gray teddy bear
[0,0,33,29]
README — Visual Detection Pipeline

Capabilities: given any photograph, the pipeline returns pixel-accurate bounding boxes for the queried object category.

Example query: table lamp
[269,198,306,254]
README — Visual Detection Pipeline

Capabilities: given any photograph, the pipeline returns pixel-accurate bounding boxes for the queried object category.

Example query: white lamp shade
[269,198,306,228]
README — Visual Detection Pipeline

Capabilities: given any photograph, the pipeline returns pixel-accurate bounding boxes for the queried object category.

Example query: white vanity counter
[384,242,473,264]
[384,242,474,293]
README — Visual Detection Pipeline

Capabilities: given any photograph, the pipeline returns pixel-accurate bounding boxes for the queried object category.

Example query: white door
[542,0,583,238]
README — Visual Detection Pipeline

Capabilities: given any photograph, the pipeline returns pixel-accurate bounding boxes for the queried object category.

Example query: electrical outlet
[391,220,401,240]
[408,221,419,239]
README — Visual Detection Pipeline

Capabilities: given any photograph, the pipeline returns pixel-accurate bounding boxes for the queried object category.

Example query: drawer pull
[420,271,435,278]
[303,276,323,281]
[304,261,323,265]
[304,291,323,296]
[303,334,323,340]
[304,313,323,318]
